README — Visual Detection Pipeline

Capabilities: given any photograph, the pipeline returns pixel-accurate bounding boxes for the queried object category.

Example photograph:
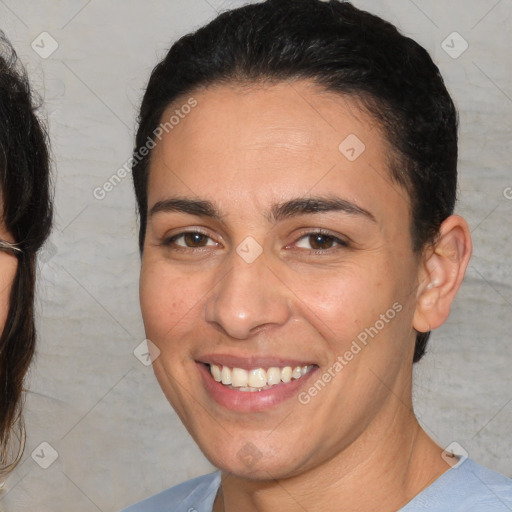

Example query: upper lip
[197,354,316,370]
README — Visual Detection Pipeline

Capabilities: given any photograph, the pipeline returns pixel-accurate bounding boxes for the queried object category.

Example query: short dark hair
[0,32,53,474]
[132,0,459,362]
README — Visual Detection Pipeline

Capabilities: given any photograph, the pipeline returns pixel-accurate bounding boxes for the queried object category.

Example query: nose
[204,250,291,340]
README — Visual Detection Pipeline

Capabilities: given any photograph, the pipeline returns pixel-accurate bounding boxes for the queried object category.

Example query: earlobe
[413,215,472,334]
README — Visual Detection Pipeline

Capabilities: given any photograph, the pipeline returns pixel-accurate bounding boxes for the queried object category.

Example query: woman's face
[140,81,424,478]
[0,221,18,331]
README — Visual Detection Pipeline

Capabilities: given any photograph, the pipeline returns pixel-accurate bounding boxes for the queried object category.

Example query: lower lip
[197,362,318,412]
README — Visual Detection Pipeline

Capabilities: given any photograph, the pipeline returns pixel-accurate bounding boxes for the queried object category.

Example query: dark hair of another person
[0,32,53,474]
[132,0,459,363]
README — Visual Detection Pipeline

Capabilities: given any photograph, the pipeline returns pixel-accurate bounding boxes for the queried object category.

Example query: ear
[413,215,472,333]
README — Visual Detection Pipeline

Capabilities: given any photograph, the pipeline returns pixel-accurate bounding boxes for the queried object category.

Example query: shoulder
[121,471,221,512]
[402,458,512,511]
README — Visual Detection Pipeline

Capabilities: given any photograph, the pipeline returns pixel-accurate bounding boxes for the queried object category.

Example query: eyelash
[291,230,349,253]
[161,229,349,254]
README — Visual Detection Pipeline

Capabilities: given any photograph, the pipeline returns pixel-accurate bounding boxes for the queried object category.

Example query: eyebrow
[150,198,221,220]
[149,196,376,223]
[269,197,376,223]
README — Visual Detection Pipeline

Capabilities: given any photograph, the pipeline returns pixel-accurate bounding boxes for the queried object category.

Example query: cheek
[287,265,389,342]
[287,261,414,372]
[139,260,205,346]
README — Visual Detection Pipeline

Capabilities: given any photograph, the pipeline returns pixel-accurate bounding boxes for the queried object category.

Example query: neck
[214,404,448,512]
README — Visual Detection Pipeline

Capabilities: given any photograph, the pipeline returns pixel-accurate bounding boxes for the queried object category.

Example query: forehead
[148,80,409,228]
[156,80,382,164]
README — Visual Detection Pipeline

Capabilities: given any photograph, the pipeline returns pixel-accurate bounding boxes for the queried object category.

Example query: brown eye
[182,233,209,247]
[294,232,348,252]
[163,231,216,249]
[308,234,335,250]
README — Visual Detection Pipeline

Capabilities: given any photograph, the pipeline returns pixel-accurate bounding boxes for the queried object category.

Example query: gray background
[0,0,511,510]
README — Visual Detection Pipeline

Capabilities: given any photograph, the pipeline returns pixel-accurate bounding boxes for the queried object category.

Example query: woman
[0,32,53,477]
[124,0,512,510]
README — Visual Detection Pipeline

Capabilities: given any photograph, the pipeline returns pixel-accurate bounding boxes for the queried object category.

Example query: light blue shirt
[122,458,512,511]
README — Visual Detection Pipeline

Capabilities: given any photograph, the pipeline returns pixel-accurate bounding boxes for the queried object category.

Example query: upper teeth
[209,364,313,390]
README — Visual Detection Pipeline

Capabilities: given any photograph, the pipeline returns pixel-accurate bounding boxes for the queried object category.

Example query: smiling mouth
[206,363,316,392]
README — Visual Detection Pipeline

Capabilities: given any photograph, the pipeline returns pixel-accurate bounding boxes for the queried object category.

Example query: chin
[195,432,307,481]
